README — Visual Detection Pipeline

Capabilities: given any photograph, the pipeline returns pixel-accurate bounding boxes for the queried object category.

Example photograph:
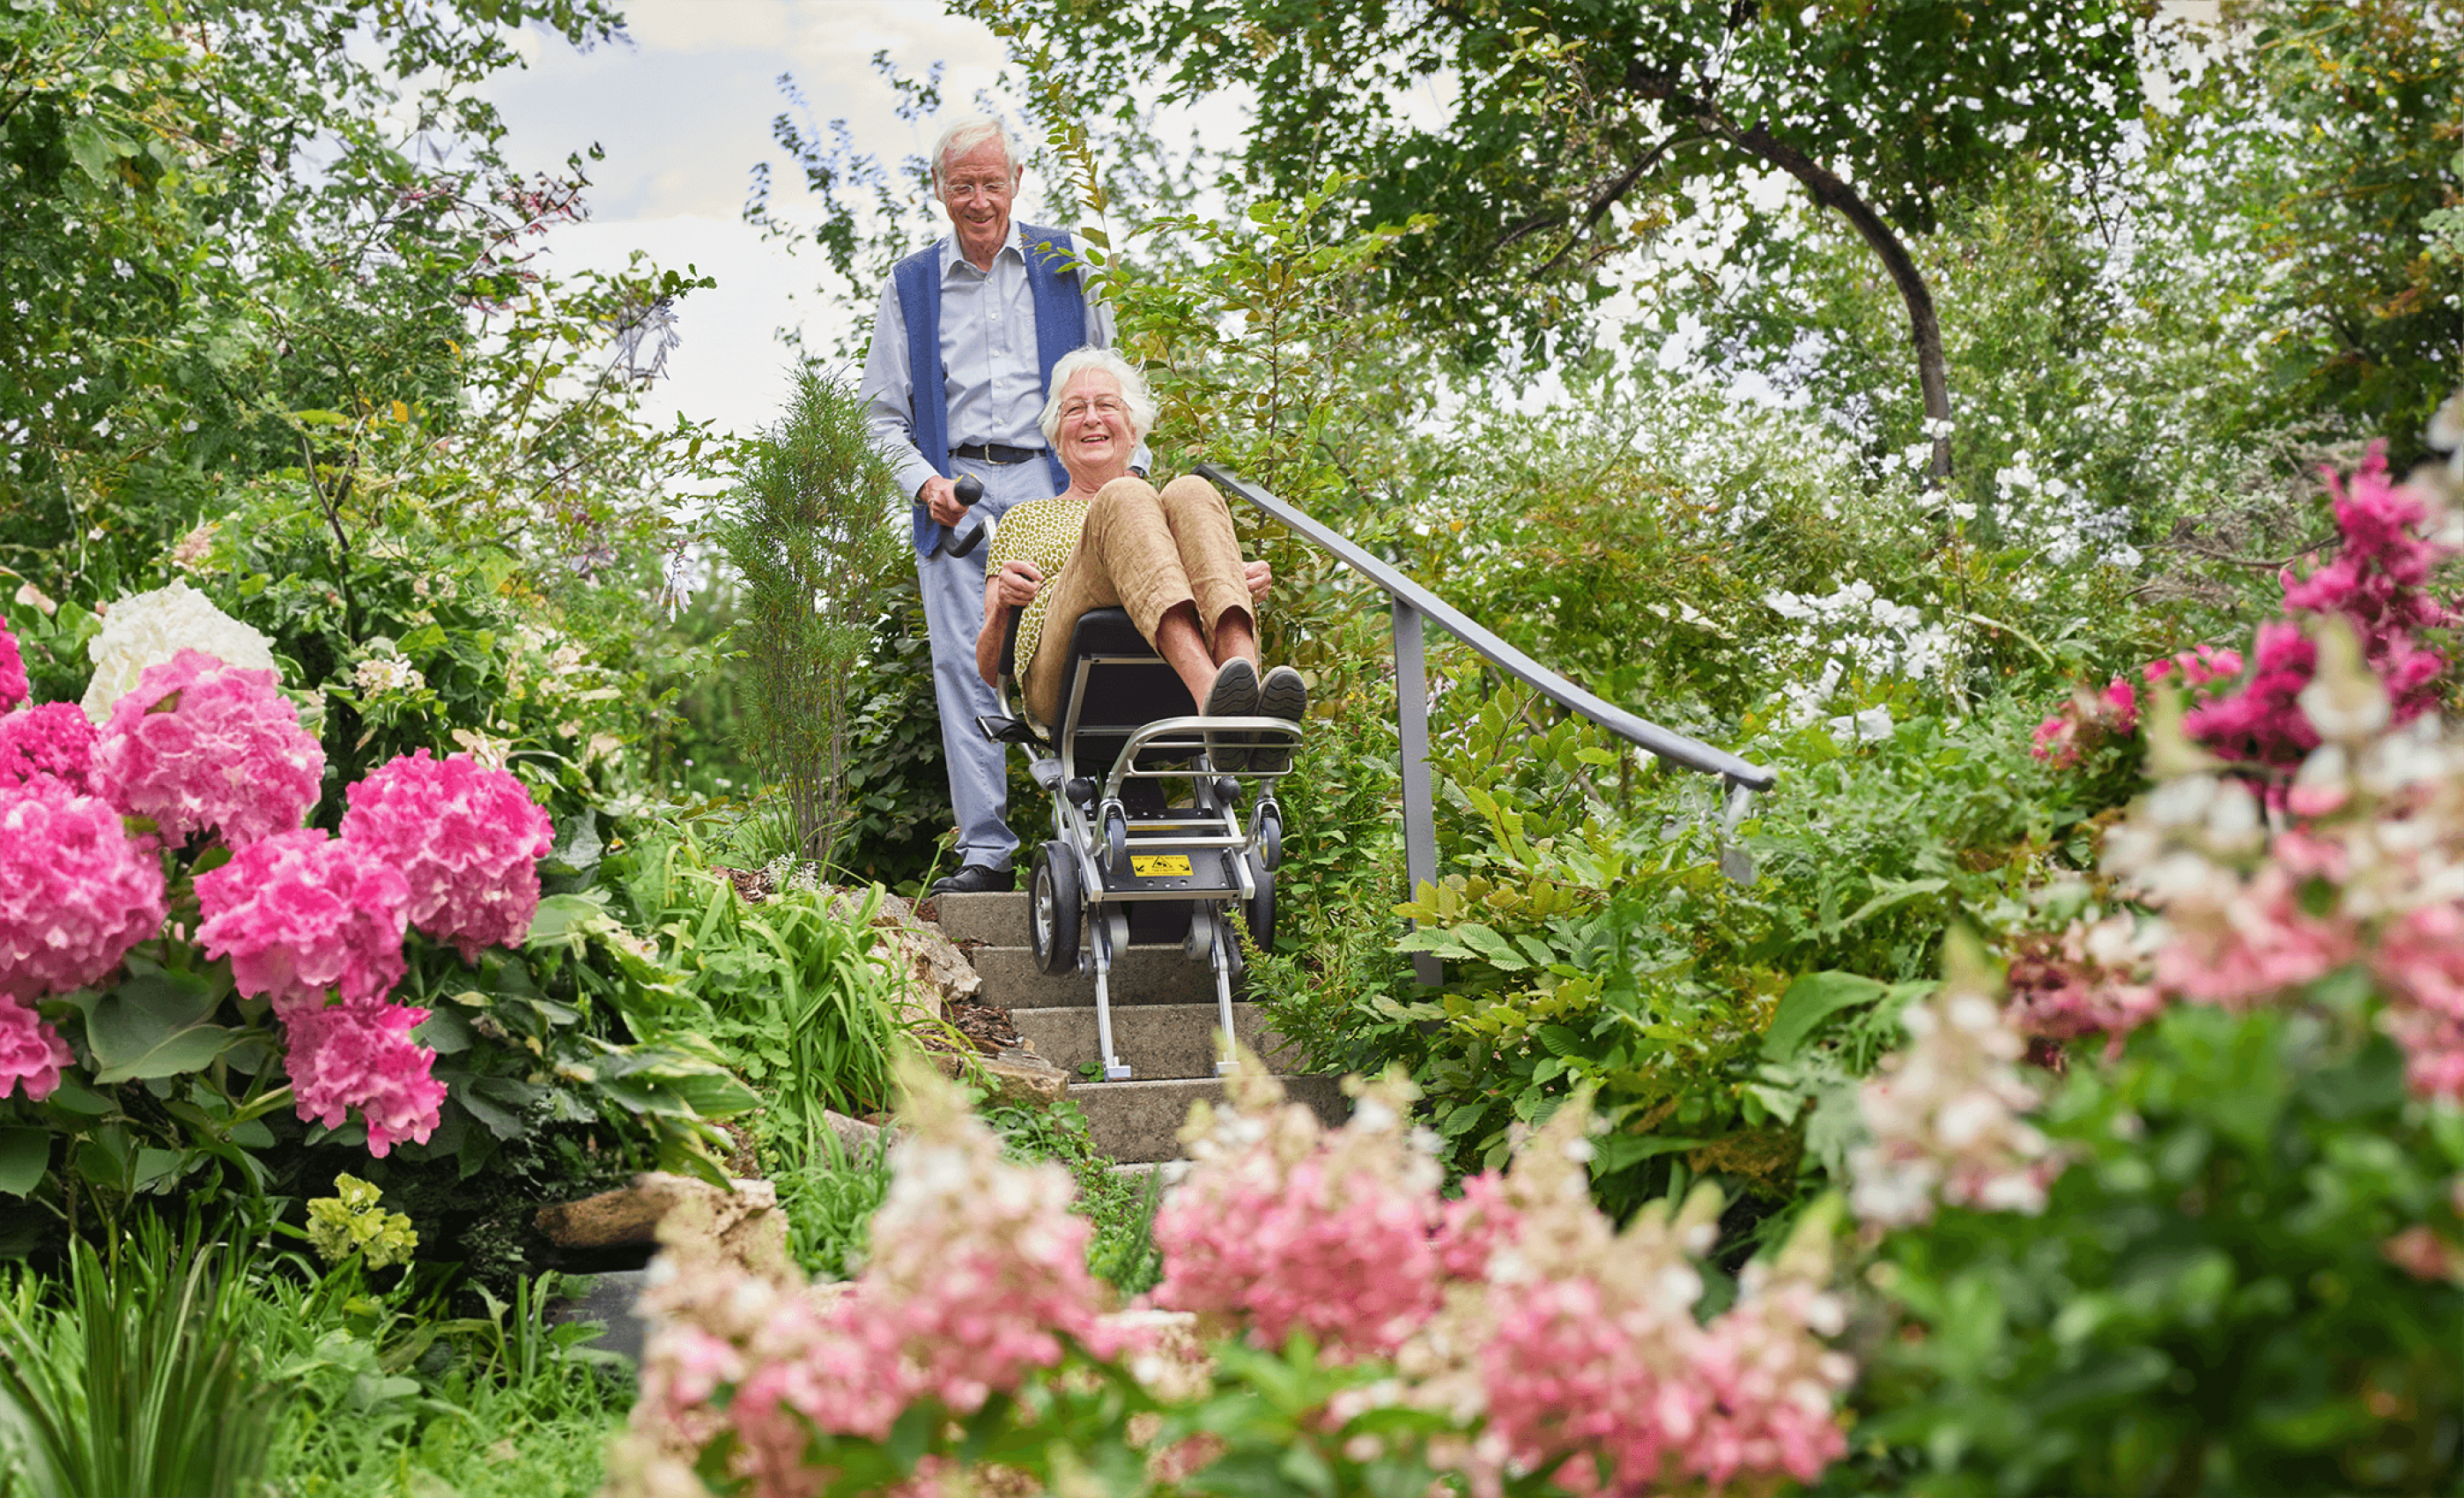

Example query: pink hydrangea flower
[0,617,26,712]
[1692,1263,1854,1487]
[196,829,411,1007]
[92,649,323,850]
[341,750,554,962]
[0,994,74,1102]
[2003,913,2166,1055]
[0,702,98,794]
[278,994,446,1157]
[1153,1070,1446,1358]
[0,780,168,1001]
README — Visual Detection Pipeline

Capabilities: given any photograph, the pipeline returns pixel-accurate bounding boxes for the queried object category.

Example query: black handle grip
[932,474,989,558]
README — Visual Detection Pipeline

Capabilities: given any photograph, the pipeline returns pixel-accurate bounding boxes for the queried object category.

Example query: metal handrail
[1196,463,1776,977]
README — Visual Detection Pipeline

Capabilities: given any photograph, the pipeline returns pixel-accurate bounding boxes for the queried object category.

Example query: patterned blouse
[987,493,1092,678]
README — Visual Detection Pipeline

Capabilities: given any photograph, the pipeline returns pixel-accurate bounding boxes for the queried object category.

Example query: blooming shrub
[343,749,555,961]
[614,1065,1108,1495]
[2033,449,2454,780]
[0,780,167,1003]
[92,649,324,850]
[1153,1067,1445,1357]
[0,701,97,793]
[623,1062,1855,1498]
[2009,619,2464,1101]
[78,579,280,723]
[0,619,589,1180]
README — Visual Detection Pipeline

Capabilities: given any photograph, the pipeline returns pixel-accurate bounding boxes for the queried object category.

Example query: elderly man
[860,115,1142,896]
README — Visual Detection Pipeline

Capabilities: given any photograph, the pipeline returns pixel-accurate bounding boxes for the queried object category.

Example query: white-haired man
[860,115,1144,896]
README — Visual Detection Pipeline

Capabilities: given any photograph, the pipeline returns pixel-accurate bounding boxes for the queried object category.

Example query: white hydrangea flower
[81,579,280,722]
[353,656,425,695]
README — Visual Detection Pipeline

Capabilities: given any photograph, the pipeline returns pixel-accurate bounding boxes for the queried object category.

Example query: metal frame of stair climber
[976,604,1300,1082]
[1189,463,1778,989]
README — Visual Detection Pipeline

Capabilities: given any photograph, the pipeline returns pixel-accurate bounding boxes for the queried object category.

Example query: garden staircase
[936,890,1345,1163]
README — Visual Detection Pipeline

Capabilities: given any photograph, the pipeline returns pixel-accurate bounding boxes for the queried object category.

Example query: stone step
[970,945,1225,1007]
[1009,1002,1295,1080]
[1077,1073,1349,1164]
[934,889,1029,947]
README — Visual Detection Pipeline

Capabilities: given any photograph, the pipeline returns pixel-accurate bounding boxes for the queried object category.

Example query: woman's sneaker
[1202,656,1260,771]
[1252,665,1308,772]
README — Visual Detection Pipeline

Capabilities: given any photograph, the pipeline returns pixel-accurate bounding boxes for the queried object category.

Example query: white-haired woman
[976,346,1306,766]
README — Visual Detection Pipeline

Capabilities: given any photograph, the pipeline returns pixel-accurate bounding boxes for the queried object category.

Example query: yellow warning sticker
[1130,854,1194,877]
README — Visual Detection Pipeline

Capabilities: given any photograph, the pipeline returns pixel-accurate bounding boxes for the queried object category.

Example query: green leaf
[85,972,238,1083]
[1452,922,1529,971]
[66,120,133,183]
[1762,970,1891,1062]
[527,892,608,949]
[1833,877,1950,932]
[0,1129,49,1197]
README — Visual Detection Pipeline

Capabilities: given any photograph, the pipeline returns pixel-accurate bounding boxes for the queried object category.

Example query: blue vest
[894,224,1088,555]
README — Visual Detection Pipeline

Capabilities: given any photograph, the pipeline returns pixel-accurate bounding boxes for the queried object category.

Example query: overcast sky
[479,0,1029,440]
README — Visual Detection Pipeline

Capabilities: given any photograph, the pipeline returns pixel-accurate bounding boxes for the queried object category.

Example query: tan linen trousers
[1024,474,1253,725]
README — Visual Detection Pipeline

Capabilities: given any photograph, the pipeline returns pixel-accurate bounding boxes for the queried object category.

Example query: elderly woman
[976,346,1306,768]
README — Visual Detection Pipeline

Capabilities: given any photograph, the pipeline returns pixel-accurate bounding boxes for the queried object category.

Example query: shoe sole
[1203,658,1260,771]
[1251,666,1307,772]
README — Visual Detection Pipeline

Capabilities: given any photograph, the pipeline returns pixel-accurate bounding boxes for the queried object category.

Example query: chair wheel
[1241,850,1276,950]
[1257,807,1283,872]
[1103,806,1128,875]
[1032,843,1081,976]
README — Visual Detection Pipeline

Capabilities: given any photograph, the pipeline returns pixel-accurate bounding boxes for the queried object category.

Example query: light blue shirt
[860,223,1134,502]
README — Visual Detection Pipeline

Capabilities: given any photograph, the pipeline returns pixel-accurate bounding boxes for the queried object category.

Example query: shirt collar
[940,221,1025,279]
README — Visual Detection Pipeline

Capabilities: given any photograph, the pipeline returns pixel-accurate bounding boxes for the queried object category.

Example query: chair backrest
[1055,608,1195,776]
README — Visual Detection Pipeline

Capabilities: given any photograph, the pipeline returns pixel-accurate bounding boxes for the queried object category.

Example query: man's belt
[951,442,1047,465]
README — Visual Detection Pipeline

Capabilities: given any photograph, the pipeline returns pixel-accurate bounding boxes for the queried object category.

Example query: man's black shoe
[929,864,1012,896]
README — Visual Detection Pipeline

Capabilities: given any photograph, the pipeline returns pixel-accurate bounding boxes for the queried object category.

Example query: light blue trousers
[915,454,1060,871]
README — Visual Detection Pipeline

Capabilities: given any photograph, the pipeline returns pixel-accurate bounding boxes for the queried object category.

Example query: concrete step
[935,889,1029,947]
[1009,1002,1296,1080]
[970,945,1224,1007]
[1076,1072,1350,1164]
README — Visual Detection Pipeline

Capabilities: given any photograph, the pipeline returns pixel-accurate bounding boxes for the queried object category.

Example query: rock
[821,1108,895,1160]
[834,889,977,1025]
[533,1186,664,1250]
[633,1172,792,1283]
[534,1175,781,1256]
[933,1043,1069,1108]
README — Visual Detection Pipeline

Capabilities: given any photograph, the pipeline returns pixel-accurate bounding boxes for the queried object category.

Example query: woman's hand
[1245,558,1270,604]
[995,559,1045,608]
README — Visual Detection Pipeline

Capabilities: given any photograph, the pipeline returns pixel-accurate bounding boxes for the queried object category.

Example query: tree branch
[1533,128,1686,281]
[1622,64,1954,488]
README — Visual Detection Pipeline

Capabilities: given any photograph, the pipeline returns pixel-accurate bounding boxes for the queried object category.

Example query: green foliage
[0,1217,284,1498]
[2174,1,2464,454]
[981,0,2158,367]
[710,366,906,870]
[773,1132,896,1283]
[610,831,910,1149]
[981,1096,1165,1296]
[304,1175,420,1272]
[834,598,954,891]
[0,0,713,605]
[1841,990,2464,1495]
